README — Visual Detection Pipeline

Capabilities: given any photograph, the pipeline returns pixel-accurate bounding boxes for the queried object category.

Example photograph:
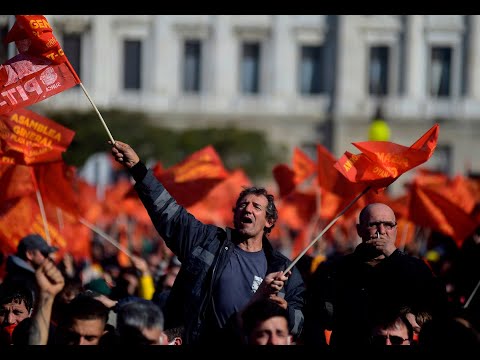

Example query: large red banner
[334,124,439,190]
[0,107,75,165]
[0,15,81,115]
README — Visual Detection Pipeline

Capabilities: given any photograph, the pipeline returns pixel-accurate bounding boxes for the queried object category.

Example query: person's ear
[25,250,35,261]
[356,223,362,238]
[173,337,182,345]
[265,218,274,230]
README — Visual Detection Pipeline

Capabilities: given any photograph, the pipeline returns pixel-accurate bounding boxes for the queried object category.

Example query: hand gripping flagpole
[284,186,371,274]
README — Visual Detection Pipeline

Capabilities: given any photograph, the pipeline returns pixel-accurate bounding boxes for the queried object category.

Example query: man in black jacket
[110,140,306,345]
[303,202,448,349]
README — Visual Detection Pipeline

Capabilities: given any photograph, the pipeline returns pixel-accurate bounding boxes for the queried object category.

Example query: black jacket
[304,243,448,349]
[131,164,306,344]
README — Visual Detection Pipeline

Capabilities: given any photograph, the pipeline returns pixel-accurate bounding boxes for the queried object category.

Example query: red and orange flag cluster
[0,15,478,266]
[0,15,81,115]
[334,124,439,190]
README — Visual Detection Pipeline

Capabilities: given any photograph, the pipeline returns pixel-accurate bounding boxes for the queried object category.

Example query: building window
[0,24,9,64]
[62,33,82,79]
[183,39,202,93]
[299,45,324,95]
[369,46,389,96]
[241,42,260,94]
[430,47,451,97]
[124,40,142,90]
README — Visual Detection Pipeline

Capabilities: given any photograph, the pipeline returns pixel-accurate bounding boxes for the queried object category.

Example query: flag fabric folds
[154,145,230,207]
[0,163,35,202]
[409,181,477,246]
[0,107,75,165]
[0,15,81,115]
[33,160,79,216]
[167,145,229,183]
[273,147,316,198]
[334,124,439,190]
[316,144,366,220]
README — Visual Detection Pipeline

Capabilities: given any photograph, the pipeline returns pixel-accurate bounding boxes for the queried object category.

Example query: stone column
[271,15,295,104]
[90,15,114,106]
[405,15,425,100]
[467,15,480,99]
[211,15,236,110]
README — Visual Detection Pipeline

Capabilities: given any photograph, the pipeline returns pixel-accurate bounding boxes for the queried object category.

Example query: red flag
[5,15,80,79]
[0,164,35,202]
[0,196,39,255]
[33,160,79,216]
[408,181,477,246]
[273,147,316,198]
[277,189,317,232]
[0,15,80,115]
[75,178,103,224]
[272,164,296,198]
[167,145,229,183]
[292,147,316,184]
[154,146,230,207]
[0,107,75,165]
[187,168,252,227]
[0,195,67,256]
[334,124,439,190]
[316,144,365,221]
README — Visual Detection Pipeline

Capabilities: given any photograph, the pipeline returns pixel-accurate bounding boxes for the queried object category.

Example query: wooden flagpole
[284,186,371,274]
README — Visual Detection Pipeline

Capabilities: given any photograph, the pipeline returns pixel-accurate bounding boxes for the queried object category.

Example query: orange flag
[33,160,79,216]
[0,196,39,255]
[0,164,35,202]
[334,124,439,190]
[167,145,229,183]
[0,195,67,256]
[187,168,252,227]
[155,145,230,207]
[55,215,93,262]
[272,164,296,198]
[277,189,317,232]
[273,147,316,198]
[316,144,366,220]
[0,108,75,165]
[76,178,103,224]
[408,180,477,247]
[0,15,80,114]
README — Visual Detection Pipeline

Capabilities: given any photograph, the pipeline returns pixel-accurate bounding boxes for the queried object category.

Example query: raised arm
[29,257,65,345]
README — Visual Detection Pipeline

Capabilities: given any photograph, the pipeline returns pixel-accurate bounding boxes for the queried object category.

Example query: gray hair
[116,300,164,337]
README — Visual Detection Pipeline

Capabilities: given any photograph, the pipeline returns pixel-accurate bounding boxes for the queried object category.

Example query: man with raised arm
[110,140,305,344]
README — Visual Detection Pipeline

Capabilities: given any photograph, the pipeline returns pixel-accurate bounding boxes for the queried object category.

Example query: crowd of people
[0,140,479,350]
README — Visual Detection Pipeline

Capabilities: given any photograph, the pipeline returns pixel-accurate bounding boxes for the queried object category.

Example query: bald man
[303,203,448,349]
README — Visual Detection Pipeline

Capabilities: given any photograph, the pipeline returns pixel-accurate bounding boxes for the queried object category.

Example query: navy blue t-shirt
[213,246,267,327]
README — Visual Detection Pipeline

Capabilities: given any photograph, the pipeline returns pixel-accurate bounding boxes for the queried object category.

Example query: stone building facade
[1,15,478,194]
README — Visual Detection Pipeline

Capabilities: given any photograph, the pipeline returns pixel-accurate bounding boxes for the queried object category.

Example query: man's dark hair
[233,186,278,235]
[60,292,110,326]
[164,326,184,342]
[0,281,34,312]
[371,309,414,342]
[241,298,289,336]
